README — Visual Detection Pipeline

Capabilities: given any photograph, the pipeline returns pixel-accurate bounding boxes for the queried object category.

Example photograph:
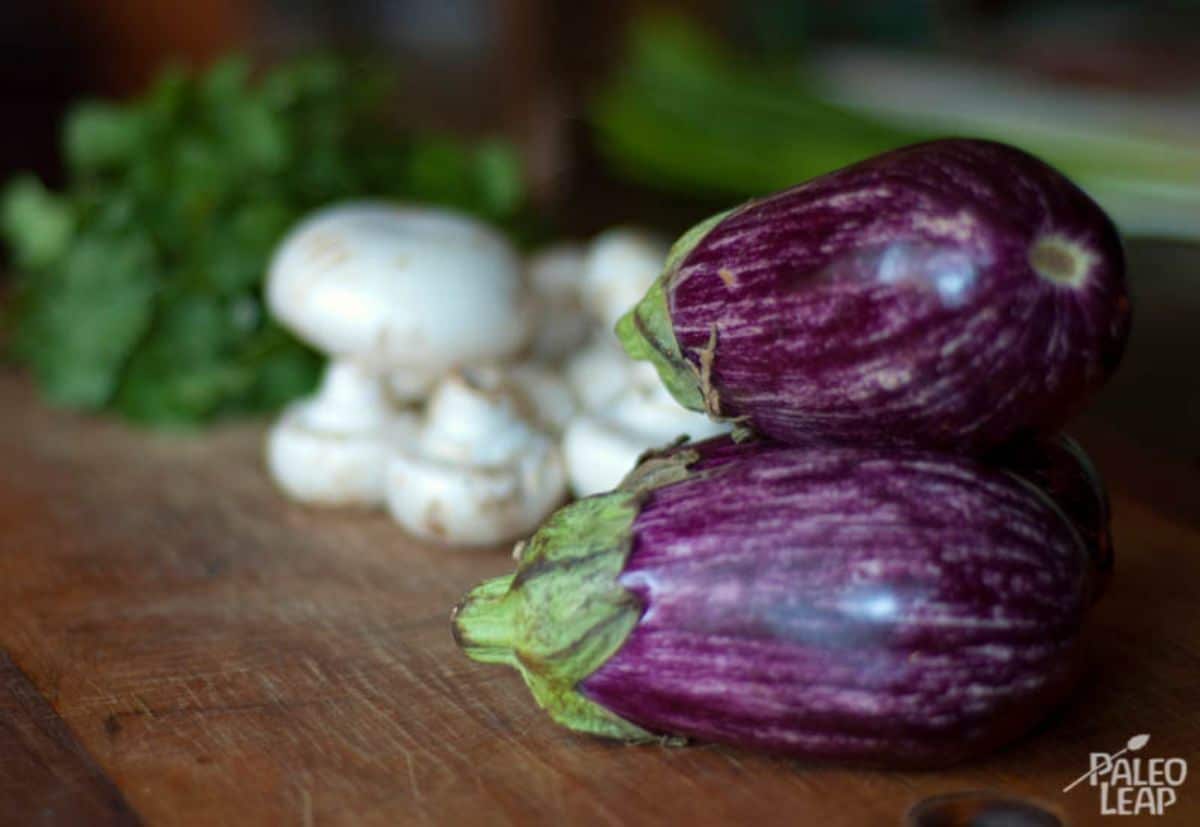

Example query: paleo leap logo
[1063,734,1187,816]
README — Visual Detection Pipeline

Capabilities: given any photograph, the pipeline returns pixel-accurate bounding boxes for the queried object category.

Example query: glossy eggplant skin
[996,433,1113,600]
[579,437,1089,765]
[619,139,1130,453]
[454,436,1092,767]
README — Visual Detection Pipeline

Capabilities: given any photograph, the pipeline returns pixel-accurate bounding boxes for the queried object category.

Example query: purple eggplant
[452,435,1091,766]
[997,433,1113,600]
[617,139,1130,453]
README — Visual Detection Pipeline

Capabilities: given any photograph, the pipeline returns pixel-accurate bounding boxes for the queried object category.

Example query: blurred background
[1,0,1197,501]
[4,0,1199,235]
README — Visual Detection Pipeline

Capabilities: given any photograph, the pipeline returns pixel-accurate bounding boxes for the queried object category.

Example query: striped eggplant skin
[454,435,1092,767]
[994,433,1113,602]
[618,139,1131,453]
[580,437,1091,765]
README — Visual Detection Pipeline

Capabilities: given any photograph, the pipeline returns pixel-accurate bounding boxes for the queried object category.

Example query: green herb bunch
[1,56,526,426]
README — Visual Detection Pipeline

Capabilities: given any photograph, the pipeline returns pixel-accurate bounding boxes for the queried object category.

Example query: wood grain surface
[0,241,1197,826]
[0,652,141,826]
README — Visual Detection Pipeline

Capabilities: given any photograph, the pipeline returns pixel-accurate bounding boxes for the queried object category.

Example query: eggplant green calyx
[616,207,734,416]
[451,492,653,741]
[615,282,702,412]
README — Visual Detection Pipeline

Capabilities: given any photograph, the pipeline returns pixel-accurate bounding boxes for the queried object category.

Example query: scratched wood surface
[0,241,1197,826]
[0,652,140,826]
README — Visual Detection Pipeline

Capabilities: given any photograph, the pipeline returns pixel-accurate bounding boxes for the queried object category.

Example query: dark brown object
[905,790,1061,826]
[0,240,1198,824]
[0,652,141,825]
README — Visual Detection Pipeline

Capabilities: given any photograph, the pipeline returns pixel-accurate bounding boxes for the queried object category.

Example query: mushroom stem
[306,360,391,431]
[562,363,729,497]
[423,372,535,464]
[385,371,568,546]
[264,361,416,506]
[387,369,437,405]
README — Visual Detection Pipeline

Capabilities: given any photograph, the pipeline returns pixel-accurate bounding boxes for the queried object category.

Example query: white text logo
[1063,734,1186,816]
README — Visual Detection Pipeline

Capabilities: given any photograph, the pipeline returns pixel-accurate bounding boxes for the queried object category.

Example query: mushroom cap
[564,336,644,411]
[526,243,590,362]
[385,439,566,546]
[267,202,529,371]
[561,369,728,497]
[384,370,567,546]
[505,363,577,434]
[583,228,669,329]
[561,416,647,498]
[266,399,417,506]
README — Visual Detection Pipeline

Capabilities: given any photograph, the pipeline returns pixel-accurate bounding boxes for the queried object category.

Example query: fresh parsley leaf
[0,176,76,270]
[11,231,157,408]
[1,55,530,426]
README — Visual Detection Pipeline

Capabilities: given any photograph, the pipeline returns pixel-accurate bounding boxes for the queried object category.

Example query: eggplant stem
[452,574,518,666]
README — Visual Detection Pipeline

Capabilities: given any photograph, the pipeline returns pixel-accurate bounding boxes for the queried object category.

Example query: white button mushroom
[525,243,590,364]
[266,362,417,505]
[560,227,730,497]
[504,362,577,434]
[385,370,567,546]
[264,202,530,505]
[562,364,728,497]
[267,202,530,391]
[583,227,670,330]
[564,228,671,410]
[563,337,637,412]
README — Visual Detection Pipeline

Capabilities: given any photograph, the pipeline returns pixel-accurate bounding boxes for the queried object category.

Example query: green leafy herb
[2,55,530,427]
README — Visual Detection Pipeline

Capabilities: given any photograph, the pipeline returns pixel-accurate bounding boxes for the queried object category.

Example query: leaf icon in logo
[1063,733,1153,793]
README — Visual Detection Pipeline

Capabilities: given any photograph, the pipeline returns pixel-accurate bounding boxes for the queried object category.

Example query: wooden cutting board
[1,242,1198,826]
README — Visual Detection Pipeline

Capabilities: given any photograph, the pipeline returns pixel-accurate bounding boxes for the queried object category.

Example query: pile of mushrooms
[264,202,727,546]
[559,229,728,496]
